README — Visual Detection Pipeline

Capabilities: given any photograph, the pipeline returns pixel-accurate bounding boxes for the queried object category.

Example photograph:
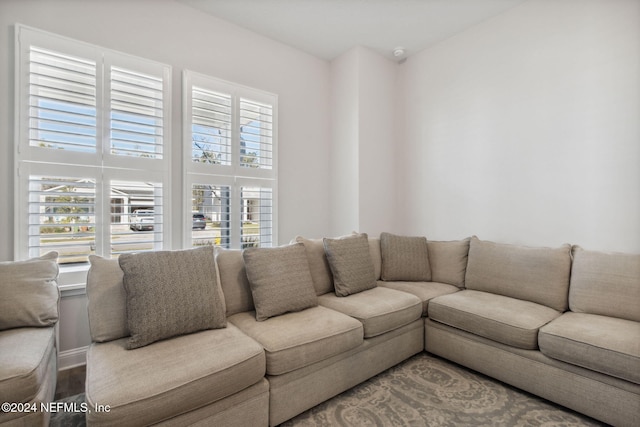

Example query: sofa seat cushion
[318,287,423,337]
[429,290,561,349]
[539,312,640,384]
[0,326,56,404]
[85,324,265,426]
[378,281,460,316]
[228,306,363,375]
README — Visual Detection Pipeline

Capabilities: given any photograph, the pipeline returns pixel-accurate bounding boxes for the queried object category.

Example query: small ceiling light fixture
[393,47,405,57]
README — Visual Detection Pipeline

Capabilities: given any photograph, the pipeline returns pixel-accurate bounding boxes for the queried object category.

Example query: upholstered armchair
[0,252,60,426]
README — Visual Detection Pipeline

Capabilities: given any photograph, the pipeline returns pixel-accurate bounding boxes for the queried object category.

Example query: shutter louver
[239,99,273,169]
[192,184,231,248]
[28,176,96,263]
[191,88,232,165]
[110,67,164,159]
[28,47,97,153]
[110,180,163,256]
[240,186,273,248]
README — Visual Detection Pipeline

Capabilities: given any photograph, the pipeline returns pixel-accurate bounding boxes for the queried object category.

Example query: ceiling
[178,0,527,61]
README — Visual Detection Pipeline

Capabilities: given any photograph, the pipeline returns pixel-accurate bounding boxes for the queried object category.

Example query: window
[15,25,171,266]
[15,27,278,277]
[184,71,277,249]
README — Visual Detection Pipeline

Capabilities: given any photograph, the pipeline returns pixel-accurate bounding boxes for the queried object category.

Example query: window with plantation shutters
[16,25,171,268]
[184,71,277,249]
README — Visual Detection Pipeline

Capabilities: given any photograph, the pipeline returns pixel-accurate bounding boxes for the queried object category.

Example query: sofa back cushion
[294,236,334,295]
[569,246,640,322]
[465,237,572,311]
[0,251,59,330]
[215,249,254,316]
[87,255,129,342]
[427,238,470,287]
[369,237,382,280]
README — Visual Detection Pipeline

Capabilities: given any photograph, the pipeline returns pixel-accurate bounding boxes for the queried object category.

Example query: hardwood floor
[55,365,86,400]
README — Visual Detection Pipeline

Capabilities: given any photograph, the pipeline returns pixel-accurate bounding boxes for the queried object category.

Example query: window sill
[59,282,87,297]
[58,264,89,297]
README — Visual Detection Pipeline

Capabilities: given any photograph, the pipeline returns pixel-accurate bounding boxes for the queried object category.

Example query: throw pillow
[0,251,59,330]
[119,246,226,349]
[86,256,129,342]
[323,233,377,296]
[243,243,318,321]
[380,232,431,281]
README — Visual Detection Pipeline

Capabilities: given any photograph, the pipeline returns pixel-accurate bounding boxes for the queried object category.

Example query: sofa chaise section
[428,236,570,350]
[0,252,60,427]
[85,252,269,426]
[426,237,640,427]
[220,236,425,426]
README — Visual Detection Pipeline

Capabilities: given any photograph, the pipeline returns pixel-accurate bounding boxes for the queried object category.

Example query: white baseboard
[58,346,88,370]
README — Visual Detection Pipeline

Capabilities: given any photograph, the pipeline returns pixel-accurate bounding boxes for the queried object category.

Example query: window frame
[14,24,172,283]
[182,70,278,249]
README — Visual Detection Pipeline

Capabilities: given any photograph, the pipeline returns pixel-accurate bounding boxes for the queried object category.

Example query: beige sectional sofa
[0,252,60,427]
[425,237,640,427]
[84,234,639,427]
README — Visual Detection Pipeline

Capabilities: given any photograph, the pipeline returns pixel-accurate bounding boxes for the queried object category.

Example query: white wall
[329,49,360,235]
[0,0,332,358]
[357,48,399,237]
[329,46,399,237]
[398,0,640,252]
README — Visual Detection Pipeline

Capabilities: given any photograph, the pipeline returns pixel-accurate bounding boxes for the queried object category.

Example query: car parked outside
[130,209,154,231]
[192,213,206,230]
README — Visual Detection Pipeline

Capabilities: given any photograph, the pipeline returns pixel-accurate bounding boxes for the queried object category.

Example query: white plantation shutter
[27,175,96,263]
[16,25,171,266]
[28,47,97,153]
[240,186,273,249]
[110,67,164,159]
[239,98,273,170]
[191,88,232,165]
[191,184,231,248]
[109,180,163,256]
[184,71,277,248]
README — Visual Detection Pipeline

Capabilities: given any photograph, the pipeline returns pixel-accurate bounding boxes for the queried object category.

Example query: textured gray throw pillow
[119,246,226,349]
[0,251,59,330]
[380,232,432,281]
[243,243,318,321]
[323,233,377,296]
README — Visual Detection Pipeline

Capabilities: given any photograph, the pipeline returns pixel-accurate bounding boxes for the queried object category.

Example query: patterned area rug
[50,353,604,427]
[281,353,604,426]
